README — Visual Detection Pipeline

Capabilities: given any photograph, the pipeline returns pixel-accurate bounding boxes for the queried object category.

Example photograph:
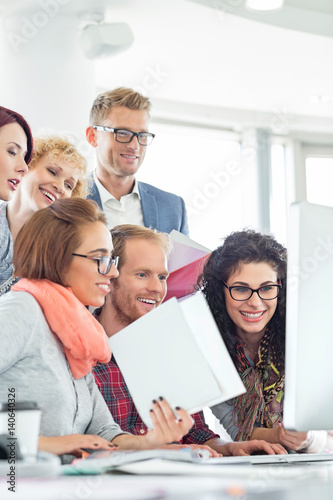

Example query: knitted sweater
[0,201,17,295]
[0,291,125,463]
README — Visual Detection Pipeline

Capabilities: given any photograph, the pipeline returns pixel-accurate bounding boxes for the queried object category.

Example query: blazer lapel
[87,178,103,210]
[138,182,158,229]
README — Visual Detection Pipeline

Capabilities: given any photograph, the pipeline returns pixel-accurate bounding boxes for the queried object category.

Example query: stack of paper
[165,231,211,301]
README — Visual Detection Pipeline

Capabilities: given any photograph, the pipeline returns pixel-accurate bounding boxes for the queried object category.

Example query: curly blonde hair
[28,135,88,198]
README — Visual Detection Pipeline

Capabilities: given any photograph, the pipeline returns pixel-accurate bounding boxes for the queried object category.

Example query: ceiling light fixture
[78,11,134,60]
[245,0,284,11]
[79,22,134,59]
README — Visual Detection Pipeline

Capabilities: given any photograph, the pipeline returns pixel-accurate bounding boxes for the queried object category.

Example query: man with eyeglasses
[92,224,286,457]
[86,87,189,235]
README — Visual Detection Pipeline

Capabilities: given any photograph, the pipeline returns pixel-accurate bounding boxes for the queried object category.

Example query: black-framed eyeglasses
[93,126,155,146]
[223,281,282,301]
[72,253,119,275]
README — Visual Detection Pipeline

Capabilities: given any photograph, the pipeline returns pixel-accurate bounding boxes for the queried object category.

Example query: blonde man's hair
[28,135,88,198]
[111,224,172,269]
[89,87,151,125]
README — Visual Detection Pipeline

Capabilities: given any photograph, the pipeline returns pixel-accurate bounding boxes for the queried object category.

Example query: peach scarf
[12,279,111,379]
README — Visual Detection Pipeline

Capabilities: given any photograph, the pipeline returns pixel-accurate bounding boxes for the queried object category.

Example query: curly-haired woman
[198,229,332,453]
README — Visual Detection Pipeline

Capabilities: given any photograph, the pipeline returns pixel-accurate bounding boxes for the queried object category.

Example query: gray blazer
[87,179,189,235]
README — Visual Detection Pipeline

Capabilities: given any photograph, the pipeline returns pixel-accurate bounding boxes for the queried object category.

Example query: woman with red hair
[0,106,33,201]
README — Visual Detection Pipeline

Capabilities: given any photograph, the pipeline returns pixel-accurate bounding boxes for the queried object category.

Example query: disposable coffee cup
[0,402,41,462]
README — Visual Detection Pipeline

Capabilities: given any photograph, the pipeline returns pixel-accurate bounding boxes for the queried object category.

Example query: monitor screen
[284,201,333,431]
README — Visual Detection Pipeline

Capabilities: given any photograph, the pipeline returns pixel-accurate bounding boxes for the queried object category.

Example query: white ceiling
[97,0,333,132]
[1,0,333,133]
[190,0,333,38]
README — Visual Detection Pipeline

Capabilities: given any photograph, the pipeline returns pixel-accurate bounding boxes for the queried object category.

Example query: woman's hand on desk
[38,434,117,457]
[250,425,308,451]
[273,423,308,451]
[221,440,287,456]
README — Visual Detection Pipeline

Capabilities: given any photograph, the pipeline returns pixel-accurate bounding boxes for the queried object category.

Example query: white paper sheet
[109,293,245,428]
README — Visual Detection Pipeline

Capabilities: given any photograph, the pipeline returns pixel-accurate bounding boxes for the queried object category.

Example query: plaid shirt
[93,356,220,444]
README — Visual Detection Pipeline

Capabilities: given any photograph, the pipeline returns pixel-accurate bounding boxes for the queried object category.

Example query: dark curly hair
[197,229,287,367]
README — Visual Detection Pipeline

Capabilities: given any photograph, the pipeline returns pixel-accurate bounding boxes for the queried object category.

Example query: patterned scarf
[232,330,284,441]
[12,279,111,379]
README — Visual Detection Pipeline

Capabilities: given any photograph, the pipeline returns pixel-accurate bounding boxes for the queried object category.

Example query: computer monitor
[284,201,333,431]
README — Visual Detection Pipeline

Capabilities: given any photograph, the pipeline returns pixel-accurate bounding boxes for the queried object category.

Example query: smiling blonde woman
[0,134,88,296]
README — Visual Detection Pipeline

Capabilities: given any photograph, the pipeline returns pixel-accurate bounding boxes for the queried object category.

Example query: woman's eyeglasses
[72,253,119,275]
[223,281,282,301]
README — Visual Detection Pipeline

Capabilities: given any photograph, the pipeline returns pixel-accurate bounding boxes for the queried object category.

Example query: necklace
[238,339,258,355]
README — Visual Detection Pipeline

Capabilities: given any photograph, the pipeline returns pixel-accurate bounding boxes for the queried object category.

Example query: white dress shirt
[94,174,145,230]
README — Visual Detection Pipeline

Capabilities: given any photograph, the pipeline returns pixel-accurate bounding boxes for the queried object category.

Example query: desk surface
[1,462,333,500]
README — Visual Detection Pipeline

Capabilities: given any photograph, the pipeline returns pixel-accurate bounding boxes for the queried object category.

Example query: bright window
[138,121,242,250]
[270,143,288,246]
[306,157,333,208]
